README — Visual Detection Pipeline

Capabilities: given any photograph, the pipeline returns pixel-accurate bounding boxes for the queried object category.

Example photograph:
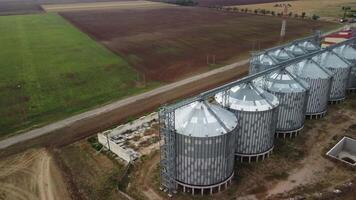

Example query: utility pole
[280,4,289,39]
[279,3,292,42]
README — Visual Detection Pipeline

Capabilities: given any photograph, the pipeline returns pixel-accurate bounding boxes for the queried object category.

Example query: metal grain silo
[267,48,294,62]
[249,54,276,75]
[312,51,351,104]
[285,44,307,57]
[332,44,356,92]
[287,59,333,119]
[297,40,320,52]
[262,69,310,138]
[174,101,238,195]
[215,83,279,162]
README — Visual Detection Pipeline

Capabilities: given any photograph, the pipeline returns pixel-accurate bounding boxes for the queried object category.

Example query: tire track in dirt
[37,153,55,200]
[137,152,163,200]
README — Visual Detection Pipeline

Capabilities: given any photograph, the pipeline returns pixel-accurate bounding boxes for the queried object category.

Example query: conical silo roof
[264,69,310,93]
[254,54,276,66]
[298,41,319,51]
[175,101,237,137]
[312,51,350,69]
[215,83,279,112]
[332,44,356,61]
[287,59,333,79]
[268,48,293,61]
[285,44,306,56]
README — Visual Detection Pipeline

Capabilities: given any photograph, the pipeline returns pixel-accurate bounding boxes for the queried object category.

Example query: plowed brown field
[61,7,336,82]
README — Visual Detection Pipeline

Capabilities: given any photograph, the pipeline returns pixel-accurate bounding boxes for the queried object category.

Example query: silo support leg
[201,189,204,196]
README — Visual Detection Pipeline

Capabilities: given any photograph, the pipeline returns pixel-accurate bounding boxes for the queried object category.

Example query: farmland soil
[61,7,337,82]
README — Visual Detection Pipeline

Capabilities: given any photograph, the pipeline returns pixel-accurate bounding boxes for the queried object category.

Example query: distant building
[322,27,356,48]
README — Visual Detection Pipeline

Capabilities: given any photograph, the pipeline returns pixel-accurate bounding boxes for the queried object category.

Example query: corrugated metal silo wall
[175,130,236,186]
[327,67,351,100]
[348,60,356,89]
[302,77,332,115]
[232,108,278,155]
[267,91,308,132]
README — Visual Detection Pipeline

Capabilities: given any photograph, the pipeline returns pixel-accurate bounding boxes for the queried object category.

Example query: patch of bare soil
[60,7,336,82]
[54,140,126,200]
[0,148,70,200]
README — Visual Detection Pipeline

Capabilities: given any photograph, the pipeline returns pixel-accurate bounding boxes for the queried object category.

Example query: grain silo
[332,44,356,92]
[267,48,294,62]
[249,54,276,75]
[285,44,307,57]
[287,59,333,119]
[215,83,279,162]
[312,51,351,104]
[262,69,310,138]
[174,101,238,195]
[297,40,320,52]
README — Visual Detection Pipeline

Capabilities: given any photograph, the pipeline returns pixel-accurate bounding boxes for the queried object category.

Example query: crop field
[42,1,175,12]
[0,0,137,15]
[231,0,356,21]
[189,0,287,7]
[61,7,337,82]
[0,13,158,138]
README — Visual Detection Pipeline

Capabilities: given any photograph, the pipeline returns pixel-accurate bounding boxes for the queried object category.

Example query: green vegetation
[174,0,197,6]
[87,136,103,151]
[0,13,159,138]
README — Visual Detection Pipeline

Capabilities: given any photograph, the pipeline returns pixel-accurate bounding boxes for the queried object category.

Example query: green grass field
[0,13,158,138]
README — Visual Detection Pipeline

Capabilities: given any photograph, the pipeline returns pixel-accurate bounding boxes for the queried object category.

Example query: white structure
[327,137,356,166]
[97,112,158,162]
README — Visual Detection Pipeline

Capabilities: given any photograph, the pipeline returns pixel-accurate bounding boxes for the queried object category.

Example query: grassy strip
[0,13,159,138]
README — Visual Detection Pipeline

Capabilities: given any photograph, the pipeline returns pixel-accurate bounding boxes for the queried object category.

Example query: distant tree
[294,13,298,18]
[342,6,351,19]
[288,12,293,17]
[312,14,320,20]
[271,11,275,16]
[301,12,306,18]
[233,7,238,11]
[174,0,197,6]
[254,9,258,14]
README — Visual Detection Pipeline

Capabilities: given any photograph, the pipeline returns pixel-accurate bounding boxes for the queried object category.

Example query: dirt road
[0,149,70,200]
[135,152,162,200]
